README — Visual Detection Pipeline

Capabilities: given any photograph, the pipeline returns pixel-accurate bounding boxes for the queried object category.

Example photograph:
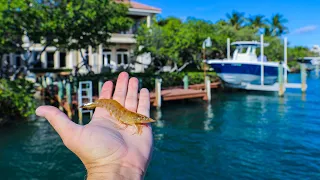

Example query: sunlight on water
[1,73,320,179]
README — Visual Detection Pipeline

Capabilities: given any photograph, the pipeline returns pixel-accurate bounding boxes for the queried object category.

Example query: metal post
[205,76,211,101]
[278,63,285,96]
[98,79,104,96]
[284,37,288,83]
[183,75,189,89]
[301,63,307,93]
[227,38,231,59]
[155,78,162,108]
[260,34,264,85]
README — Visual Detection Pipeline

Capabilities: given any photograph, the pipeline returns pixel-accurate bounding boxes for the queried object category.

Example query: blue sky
[138,0,320,48]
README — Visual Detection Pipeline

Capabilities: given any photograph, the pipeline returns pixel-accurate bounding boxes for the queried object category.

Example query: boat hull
[207,61,279,88]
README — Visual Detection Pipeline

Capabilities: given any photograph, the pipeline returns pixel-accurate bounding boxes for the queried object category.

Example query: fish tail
[146,118,156,123]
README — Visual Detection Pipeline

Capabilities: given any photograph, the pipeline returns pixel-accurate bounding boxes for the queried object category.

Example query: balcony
[109,33,136,44]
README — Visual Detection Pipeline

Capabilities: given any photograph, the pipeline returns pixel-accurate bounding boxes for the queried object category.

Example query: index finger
[137,88,150,117]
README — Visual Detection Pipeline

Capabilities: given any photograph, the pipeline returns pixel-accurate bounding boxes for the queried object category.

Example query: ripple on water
[1,74,320,179]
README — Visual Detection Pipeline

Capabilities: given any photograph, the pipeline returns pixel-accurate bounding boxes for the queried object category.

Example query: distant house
[1,0,161,74]
[311,45,320,56]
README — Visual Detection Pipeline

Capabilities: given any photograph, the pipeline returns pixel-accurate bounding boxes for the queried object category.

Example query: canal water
[1,72,320,179]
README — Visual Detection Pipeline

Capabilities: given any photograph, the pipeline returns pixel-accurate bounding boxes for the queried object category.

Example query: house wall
[1,7,159,74]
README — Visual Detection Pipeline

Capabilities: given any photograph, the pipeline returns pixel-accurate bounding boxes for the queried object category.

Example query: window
[33,51,42,68]
[60,52,66,67]
[15,54,22,67]
[47,52,55,68]
[102,49,112,66]
[85,50,89,64]
[6,55,10,65]
[0,56,3,67]
[116,49,129,66]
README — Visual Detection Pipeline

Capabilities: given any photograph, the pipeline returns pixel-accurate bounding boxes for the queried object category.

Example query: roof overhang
[128,8,161,16]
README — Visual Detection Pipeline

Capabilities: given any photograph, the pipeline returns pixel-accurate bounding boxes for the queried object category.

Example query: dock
[42,76,220,123]
[149,82,220,106]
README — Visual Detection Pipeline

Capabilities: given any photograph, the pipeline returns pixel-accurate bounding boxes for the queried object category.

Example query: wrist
[86,164,144,180]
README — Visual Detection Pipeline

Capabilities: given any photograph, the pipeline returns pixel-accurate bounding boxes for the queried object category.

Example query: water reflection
[203,104,214,131]
[152,108,164,128]
[301,92,306,102]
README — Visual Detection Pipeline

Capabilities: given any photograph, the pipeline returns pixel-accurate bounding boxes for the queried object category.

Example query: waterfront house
[0,0,161,75]
[311,45,320,56]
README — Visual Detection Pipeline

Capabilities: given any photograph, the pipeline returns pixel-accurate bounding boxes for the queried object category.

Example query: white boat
[206,41,288,89]
[297,57,320,71]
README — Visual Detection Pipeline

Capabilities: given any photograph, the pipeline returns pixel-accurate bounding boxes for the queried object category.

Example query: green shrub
[0,78,36,125]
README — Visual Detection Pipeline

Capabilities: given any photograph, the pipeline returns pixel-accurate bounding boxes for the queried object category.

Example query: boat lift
[231,35,308,96]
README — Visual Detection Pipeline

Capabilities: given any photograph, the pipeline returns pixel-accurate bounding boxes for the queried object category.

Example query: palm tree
[216,19,228,26]
[226,11,246,30]
[247,15,267,29]
[264,26,273,36]
[268,13,288,36]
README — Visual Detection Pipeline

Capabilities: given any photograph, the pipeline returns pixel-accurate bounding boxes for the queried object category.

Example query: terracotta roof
[115,0,161,12]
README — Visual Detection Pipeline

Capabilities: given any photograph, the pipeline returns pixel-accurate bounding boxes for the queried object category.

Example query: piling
[205,76,211,101]
[227,38,231,59]
[278,63,285,96]
[66,79,73,118]
[316,64,319,78]
[41,76,47,88]
[284,37,288,83]
[260,34,265,85]
[138,78,143,91]
[301,63,307,93]
[183,75,189,89]
[73,76,78,94]
[57,77,64,110]
[155,78,162,108]
[98,79,104,96]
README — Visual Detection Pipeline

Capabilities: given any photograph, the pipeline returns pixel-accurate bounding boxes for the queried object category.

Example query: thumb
[36,105,82,146]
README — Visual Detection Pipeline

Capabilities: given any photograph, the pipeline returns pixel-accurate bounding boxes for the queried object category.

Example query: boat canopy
[231,41,269,47]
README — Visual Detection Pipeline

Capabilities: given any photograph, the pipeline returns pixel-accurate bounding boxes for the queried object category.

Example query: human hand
[36,72,153,180]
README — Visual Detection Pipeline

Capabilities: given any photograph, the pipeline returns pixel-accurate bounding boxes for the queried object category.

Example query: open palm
[36,72,153,179]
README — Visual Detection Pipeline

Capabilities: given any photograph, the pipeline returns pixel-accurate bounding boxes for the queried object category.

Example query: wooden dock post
[301,63,307,93]
[57,77,64,110]
[316,64,319,78]
[98,79,104,96]
[138,78,143,91]
[66,78,73,118]
[278,63,285,96]
[205,76,211,101]
[155,78,162,108]
[183,75,189,89]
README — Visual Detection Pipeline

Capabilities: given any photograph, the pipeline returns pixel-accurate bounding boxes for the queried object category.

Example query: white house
[311,45,320,56]
[1,0,161,74]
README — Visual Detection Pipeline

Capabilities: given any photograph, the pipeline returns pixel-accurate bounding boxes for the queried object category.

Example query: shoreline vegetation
[135,13,317,73]
[0,79,36,126]
[0,0,317,125]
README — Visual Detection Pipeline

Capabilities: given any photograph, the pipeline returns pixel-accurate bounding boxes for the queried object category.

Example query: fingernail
[35,107,44,116]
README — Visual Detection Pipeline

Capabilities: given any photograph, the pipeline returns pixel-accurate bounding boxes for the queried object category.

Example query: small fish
[80,99,155,135]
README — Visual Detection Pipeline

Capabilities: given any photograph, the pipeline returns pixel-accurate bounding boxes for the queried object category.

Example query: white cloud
[292,25,318,34]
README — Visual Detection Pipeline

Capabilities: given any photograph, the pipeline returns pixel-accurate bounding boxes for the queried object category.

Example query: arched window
[102,49,112,66]
[116,49,129,66]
